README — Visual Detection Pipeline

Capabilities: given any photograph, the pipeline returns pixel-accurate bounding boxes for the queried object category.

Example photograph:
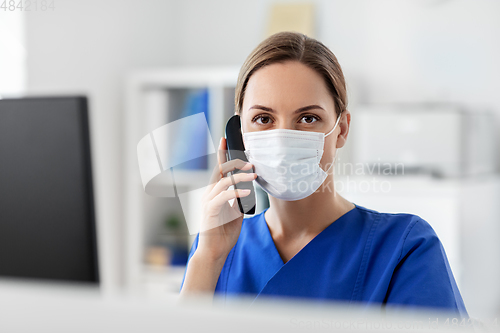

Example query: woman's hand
[196,137,256,262]
[179,137,256,298]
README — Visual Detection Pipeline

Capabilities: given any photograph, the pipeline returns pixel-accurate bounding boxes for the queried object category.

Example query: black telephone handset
[224,115,256,215]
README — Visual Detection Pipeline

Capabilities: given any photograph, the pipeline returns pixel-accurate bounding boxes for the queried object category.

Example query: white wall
[167,0,269,66]
[321,0,500,109]
[0,11,26,95]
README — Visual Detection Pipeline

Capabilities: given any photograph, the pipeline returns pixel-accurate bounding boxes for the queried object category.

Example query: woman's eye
[254,115,272,125]
[300,115,319,124]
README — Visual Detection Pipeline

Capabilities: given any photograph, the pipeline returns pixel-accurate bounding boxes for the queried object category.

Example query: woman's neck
[264,175,355,240]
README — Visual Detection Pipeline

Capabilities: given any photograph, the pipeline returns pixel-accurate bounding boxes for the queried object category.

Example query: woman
[180,31,467,318]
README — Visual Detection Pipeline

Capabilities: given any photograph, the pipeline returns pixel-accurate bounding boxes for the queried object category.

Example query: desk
[0,279,483,332]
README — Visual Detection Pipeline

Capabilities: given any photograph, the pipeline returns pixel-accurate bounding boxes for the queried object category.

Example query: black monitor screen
[0,96,99,284]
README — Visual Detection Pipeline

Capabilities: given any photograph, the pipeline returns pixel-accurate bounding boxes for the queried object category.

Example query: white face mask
[242,114,341,201]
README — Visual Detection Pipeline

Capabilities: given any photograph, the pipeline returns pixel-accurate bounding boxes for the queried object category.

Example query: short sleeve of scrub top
[180,204,468,318]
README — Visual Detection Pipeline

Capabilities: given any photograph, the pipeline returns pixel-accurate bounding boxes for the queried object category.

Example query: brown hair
[235,31,347,116]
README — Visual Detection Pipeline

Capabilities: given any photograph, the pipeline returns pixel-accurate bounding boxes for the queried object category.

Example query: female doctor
[180,31,467,318]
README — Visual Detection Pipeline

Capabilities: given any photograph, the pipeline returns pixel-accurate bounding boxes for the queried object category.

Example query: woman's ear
[335,110,351,149]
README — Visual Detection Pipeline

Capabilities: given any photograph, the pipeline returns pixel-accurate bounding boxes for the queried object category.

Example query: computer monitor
[0,96,99,284]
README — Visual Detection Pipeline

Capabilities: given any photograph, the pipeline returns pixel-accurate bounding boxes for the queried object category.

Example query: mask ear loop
[324,113,342,138]
[322,113,342,174]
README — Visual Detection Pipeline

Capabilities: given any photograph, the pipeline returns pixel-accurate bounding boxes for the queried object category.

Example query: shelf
[124,66,241,296]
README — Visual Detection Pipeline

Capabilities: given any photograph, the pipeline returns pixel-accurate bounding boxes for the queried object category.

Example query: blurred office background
[1,0,500,321]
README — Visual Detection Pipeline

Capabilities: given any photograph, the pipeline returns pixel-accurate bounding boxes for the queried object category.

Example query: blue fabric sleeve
[385,218,468,318]
[179,233,200,292]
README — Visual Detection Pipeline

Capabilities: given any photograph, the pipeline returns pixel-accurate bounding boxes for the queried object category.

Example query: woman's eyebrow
[248,105,325,114]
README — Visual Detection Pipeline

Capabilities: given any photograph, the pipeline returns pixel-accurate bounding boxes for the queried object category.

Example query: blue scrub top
[180,204,468,318]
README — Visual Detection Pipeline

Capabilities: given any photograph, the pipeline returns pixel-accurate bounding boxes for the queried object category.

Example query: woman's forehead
[243,61,335,113]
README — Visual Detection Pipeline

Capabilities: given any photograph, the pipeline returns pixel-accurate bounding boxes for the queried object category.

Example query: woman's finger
[207,137,253,195]
[206,189,251,217]
[217,137,228,173]
[206,172,256,201]
[220,159,253,176]
[208,137,228,188]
